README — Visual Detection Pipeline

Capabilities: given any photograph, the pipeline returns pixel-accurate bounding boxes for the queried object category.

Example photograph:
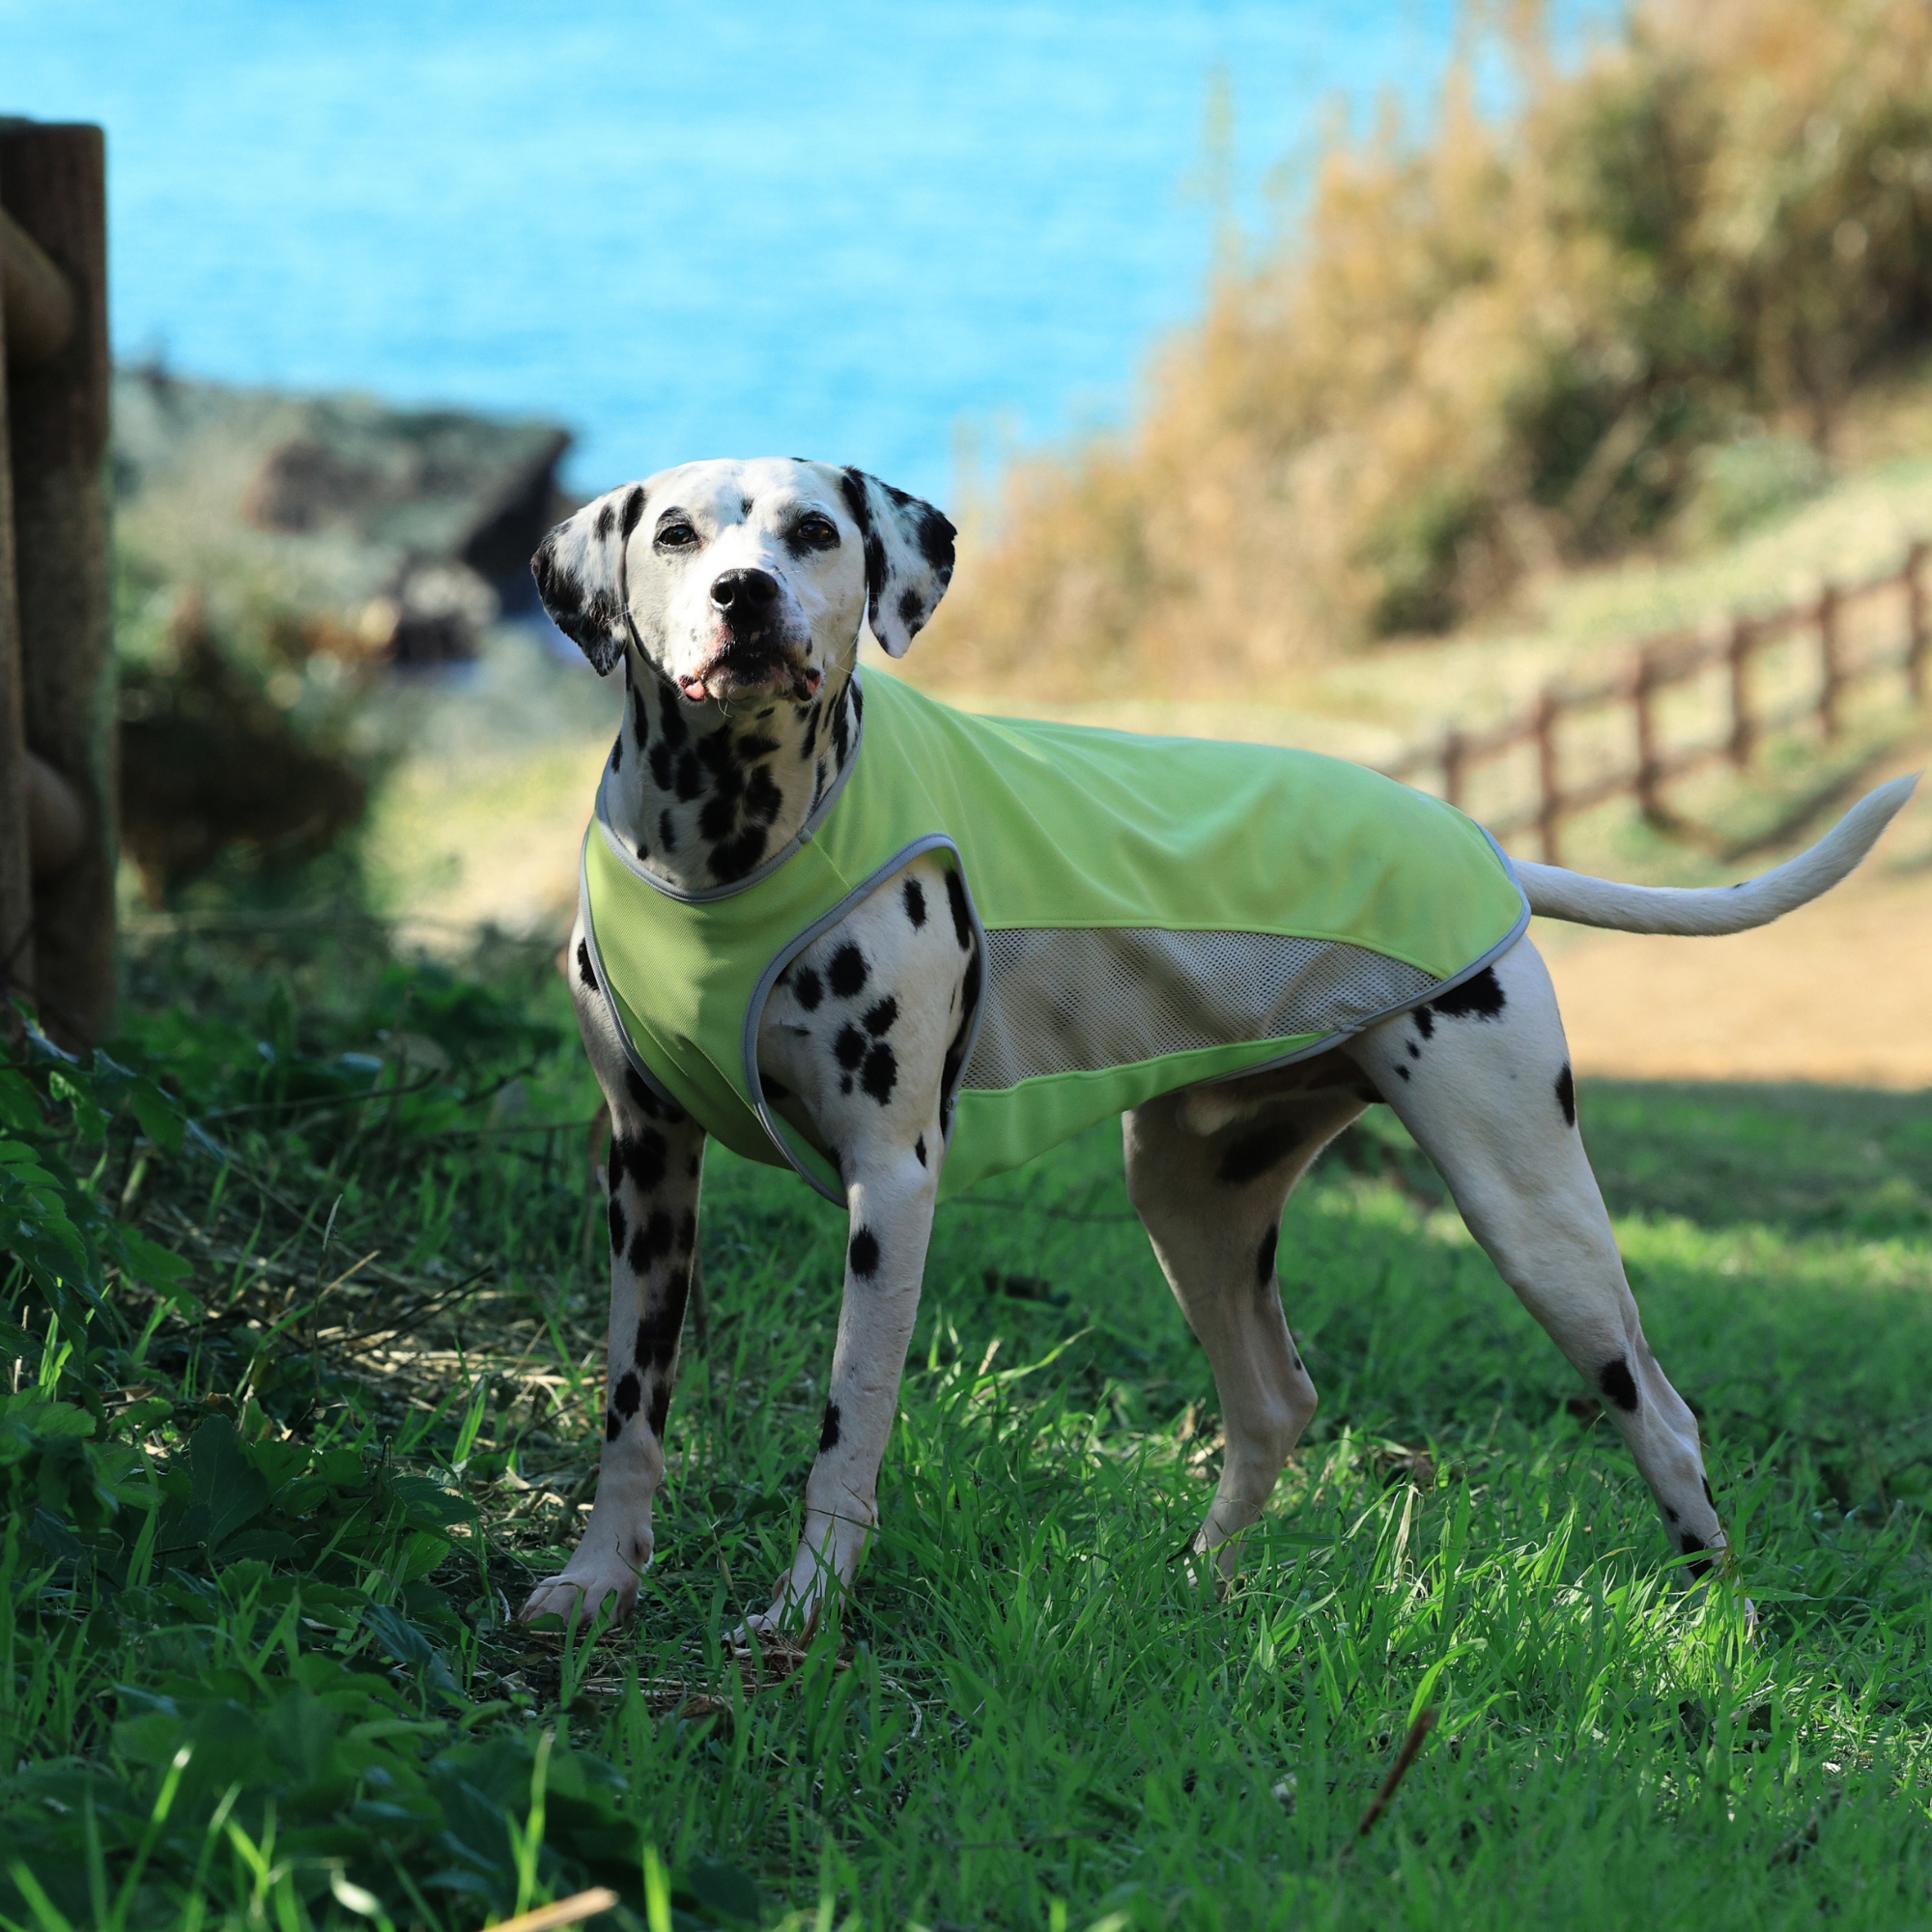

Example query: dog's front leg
[747,852,971,1635]
[523,926,707,1630]
[749,1141,938,1636]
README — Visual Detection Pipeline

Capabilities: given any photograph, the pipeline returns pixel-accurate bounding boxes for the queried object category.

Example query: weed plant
[928,0,1932,697]
[3,921,1929,1928]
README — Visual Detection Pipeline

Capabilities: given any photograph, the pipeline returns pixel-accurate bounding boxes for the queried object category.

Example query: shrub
[924,0,1932,698]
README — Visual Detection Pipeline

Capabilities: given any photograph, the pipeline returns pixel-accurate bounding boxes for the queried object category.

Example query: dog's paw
[725,1596,819,1655]
[519,1541,650,1630]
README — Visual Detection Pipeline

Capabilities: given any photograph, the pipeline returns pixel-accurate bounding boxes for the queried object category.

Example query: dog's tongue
[677,674,711,702]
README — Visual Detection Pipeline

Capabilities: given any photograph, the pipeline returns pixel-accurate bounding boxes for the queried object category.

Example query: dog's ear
[530,483,649,674]
[837,469,956,658]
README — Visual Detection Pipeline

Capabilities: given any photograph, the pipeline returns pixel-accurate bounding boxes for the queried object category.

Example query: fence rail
[1379,539,1932,863]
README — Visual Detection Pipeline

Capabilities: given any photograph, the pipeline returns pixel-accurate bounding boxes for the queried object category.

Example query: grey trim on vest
[578,847,683,1110]
[741,834,990,1206]
[591,673,867,904]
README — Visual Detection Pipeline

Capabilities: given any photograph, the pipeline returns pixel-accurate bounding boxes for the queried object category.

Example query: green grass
[4,923,1930,1931]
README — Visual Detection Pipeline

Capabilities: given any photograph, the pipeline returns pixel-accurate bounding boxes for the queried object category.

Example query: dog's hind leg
[1345,937,1727,1574]
[1124,1084,1365,1578]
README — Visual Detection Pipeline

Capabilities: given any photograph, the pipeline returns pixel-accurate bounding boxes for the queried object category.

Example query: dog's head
[531,458,955,704]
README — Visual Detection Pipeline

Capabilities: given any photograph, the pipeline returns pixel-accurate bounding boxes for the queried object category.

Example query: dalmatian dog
[518,456,1917,1634]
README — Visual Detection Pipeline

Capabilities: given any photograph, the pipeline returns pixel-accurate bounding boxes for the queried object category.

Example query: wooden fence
[1381,541,1931,864]
[1,118,115,1049]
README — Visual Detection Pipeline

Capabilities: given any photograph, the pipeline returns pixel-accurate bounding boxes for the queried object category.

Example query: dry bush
[923,0,1932,700]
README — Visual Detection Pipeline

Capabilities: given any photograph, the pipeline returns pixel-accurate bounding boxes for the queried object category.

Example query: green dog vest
[581,670,1528,1205]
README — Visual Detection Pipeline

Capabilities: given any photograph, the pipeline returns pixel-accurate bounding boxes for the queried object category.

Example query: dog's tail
[1509,773,1918,935]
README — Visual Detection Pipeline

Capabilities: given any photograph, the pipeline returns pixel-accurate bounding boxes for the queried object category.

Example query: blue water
[7,2,1611,503]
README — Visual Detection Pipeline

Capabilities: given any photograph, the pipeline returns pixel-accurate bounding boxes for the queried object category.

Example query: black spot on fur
[608,1196,627,1254]
[605,1408,622,1442]
[793,965,824,1010]
[649,742,674,788]
[839,1076,852,1095]
[1665,1504,1680,1523]
[835,1024,867,1070]
[734,733,781,763]
[576,938,598,991]
[903,877,926,927]
[861,1042,897,1104]
[621,485,647,541]
[621,1129,668,1194]
[674,751,703,800]
[708,825,768,882]
[629,1210,674,1272]
[1556,1063,1577,1127]
[914,1134,926,1167]
[658,691,687,746]
[745,763,783,825]
[1396,1065,1410,1082]
[864,997,898,1036]
[828,943,868,998]
[1680,1532,1713,1577]
[849,1227,880,1278]
[660,809,676,851]
[832,691,852,766]
[1702,1475,1716,1508]
[819,1402,841,1452]
[1599,1357,1639,1412]
[697,787,741,843]
[1411,1006,1435,1040]
[594,498,617,541]
[631,685,649,746]
[677,1209,696,1254]
[1219,1120,1302,1186]
[634,1309,679,1372]
[611,729,622,771]
[612,1371,641,1419]
[838,469,871,541]
[898,585,923,629]
[646,1382,670,1439]
[1257,1223,1279,1285]
[801,700,821,756]
[1431,966,1506,1022]
[943,869,972,949]
[1406,1041,1420,1060]
[623,1065,681,1122]
[960,939,981,1016]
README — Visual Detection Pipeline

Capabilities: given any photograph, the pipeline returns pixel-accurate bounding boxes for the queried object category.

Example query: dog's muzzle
[678,569,822,703]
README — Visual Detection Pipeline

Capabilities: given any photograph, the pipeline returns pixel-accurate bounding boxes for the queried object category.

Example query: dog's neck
[601,650,863,890]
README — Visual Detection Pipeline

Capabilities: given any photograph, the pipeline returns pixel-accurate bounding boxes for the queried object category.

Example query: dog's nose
[710,569,780,618]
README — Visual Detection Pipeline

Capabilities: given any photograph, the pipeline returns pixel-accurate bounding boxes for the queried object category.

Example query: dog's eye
[655,521,699,551]
[794,514,838,550]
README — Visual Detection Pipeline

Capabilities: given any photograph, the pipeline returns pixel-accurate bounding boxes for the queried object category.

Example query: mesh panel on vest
[961,927,1435,1092]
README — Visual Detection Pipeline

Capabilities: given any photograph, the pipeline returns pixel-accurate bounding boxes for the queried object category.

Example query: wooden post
[1,122,115,1049]
[1726,616,1755,768]
[0,203,29,1020]
[1906,542,1928,707]
[1633,649,1662,822]
[1533,689,1561,865]
[1816,582,1841,740]
[1439,727,1465,810]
